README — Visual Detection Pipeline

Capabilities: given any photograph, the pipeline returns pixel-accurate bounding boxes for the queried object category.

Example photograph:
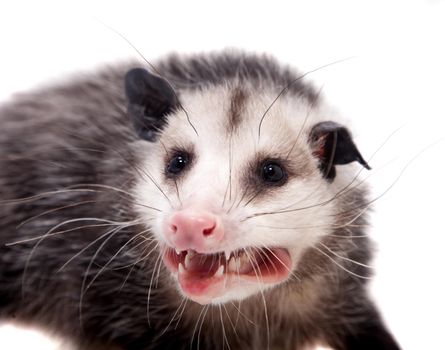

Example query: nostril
[202,224,216,236]
[170,224,178,233]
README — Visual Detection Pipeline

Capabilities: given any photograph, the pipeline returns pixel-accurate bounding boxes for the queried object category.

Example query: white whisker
[314,246,372,280]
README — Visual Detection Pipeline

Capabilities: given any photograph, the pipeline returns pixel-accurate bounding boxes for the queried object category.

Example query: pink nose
[165,210,224,252]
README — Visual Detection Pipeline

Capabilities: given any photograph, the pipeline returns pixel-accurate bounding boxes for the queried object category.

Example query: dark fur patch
[241,152,309,205]
[241,168,281,208]
[227,87,247,133]
[155,51,319,103]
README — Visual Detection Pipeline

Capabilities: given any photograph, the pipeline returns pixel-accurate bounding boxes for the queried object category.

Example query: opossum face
[126,69,369,305]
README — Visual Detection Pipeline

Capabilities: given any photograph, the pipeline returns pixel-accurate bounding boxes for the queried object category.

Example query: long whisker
[146,245,163,326]
[242,188,263,208]
[244,248,270,350]
[114,236,159,271]
[232,252,244,329]
[118,243,152,291]
[20,218,137,297]
[222,303,238,339]
[174,179,183,207]
[318,242,373,269]
[2,180,162,218]
[98,21,198,137]
[229,301,257,326]
[261,247,301,282]
[0,189,99,205]
[258,57,353,140]
[66,183,135,201]
[255,222,371,231]
[311,126,403,207]
[255,200,372,232]
[228,135,234,204]
[6,221,131,246]
[317,138,442,228]
[313,246,372,279]
[79,224,132,325]
[222,135,234,208]
[16,200,99,229]
[57,131,173,207]
[57,221,139,273]
[242,154,394,221]
[68,183,163,212]
[154,246,167,289]
[233,186,249,211]
[173,297,189,330]
[285,85,324,160]
[217,304,230,350]
[334,227,368,238]
[84,228,154,292]
[252,247,275,275]
[190,304,209,350]
[160,297,187,336]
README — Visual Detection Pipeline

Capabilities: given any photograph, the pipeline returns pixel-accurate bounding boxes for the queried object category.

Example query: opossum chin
[163,246,291,304]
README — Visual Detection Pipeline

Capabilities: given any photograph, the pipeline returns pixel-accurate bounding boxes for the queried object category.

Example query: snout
[164,209,224,252]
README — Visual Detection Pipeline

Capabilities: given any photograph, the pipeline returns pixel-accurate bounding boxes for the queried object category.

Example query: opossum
[0,51,401,350]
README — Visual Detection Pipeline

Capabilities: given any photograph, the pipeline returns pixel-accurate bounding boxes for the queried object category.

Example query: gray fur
[0,52,400,349]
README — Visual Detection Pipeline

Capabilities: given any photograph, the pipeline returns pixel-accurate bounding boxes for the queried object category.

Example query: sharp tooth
[227,257,237,273]
[175,248,181,255]
[188,250,196,258]
[239,251,249,265]
[184,252,191,269]
[235,257,242,271]
[224,250,231,261]
[178,262,186,274]
[214,265,224,278]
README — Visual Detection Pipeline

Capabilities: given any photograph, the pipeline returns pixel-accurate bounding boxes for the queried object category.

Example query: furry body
[0,52,400,349]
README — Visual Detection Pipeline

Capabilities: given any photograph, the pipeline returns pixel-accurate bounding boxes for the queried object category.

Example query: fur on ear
[310,121,371,180]
[125,68,178,141]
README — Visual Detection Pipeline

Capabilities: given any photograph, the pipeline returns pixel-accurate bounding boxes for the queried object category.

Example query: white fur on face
[133,83,344,303]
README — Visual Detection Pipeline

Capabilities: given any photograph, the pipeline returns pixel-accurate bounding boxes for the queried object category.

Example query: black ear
[125,68,178,141]
[310,121,371,180]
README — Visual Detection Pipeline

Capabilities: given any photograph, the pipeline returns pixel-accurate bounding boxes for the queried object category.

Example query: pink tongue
[178,265,225,304]
[187,253,221,275]
[177,253,226,303]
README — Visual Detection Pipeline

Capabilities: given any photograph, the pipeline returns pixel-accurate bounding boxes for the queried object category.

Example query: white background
[0,0,444,349]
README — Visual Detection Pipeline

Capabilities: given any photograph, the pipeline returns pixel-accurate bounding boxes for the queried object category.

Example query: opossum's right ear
[125,68,178,141]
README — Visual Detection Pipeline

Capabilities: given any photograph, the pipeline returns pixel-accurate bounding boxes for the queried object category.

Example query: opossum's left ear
[310,121,371,180]
[125,68,178,141]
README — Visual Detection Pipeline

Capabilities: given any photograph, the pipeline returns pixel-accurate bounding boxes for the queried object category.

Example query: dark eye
[167,153,189,175]
[261,161,285,183]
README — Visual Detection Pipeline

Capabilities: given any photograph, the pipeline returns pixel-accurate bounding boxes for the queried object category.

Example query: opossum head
[126,67,369,305]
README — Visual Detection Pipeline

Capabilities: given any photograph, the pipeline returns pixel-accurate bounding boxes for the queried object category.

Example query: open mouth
[163,247,292,304]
